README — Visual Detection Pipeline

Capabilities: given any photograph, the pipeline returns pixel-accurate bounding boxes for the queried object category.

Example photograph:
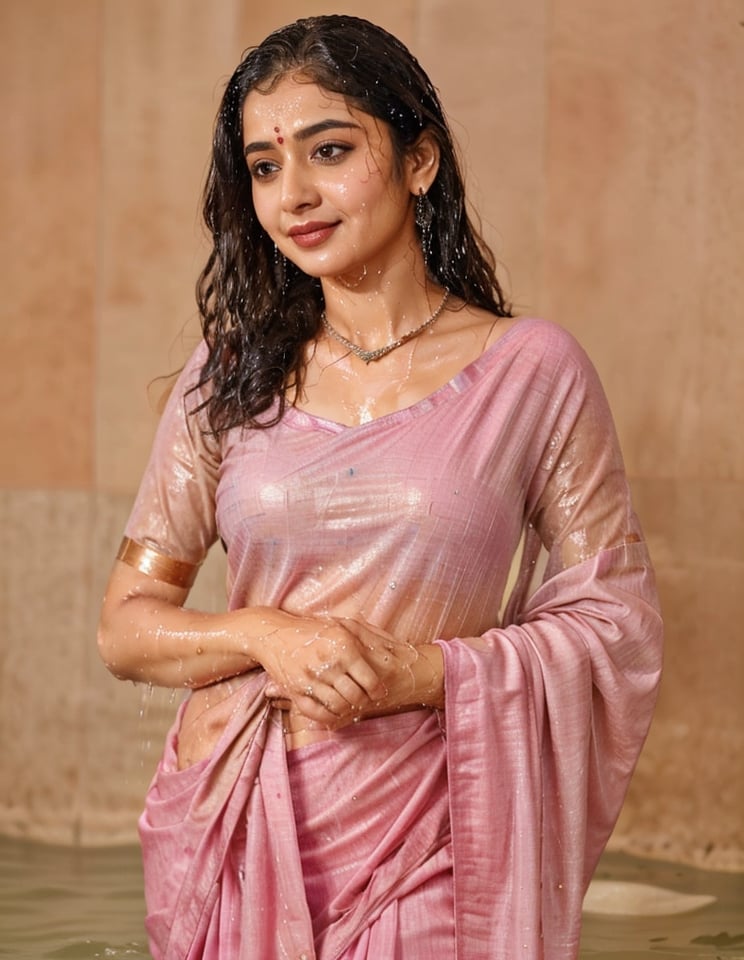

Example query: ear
[406,130,440,195]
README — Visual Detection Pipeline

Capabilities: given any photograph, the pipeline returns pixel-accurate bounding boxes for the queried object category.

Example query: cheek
[330,170,384,214]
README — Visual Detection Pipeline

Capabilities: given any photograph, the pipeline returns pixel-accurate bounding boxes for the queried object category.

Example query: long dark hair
[194,15,512,432]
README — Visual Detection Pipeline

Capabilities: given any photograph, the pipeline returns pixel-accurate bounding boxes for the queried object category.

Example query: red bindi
[274,126,284,144]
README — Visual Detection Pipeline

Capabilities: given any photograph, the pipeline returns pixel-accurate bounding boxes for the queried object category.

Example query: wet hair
[194,14,512,432]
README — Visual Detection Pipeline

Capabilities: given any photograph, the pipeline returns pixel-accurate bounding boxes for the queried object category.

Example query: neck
[320,262,444,351]
[321,290,450,364]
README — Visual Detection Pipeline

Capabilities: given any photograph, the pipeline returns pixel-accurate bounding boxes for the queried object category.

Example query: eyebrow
[243,119,362,156]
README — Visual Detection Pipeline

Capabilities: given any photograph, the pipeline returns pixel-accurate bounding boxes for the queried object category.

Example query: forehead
[242,75,363,134]
[238,76,390,148]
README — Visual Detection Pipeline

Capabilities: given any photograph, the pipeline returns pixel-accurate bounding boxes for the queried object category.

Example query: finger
[313,684,357,717]
[297,681,366,722]
[346,658,387,700]
[293,693,341,728]
[267,697,293,711]
[333,673,369,708]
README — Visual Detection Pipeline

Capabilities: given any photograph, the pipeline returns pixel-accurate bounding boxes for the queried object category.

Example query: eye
[249,159,280,180]
[312,141,351,163]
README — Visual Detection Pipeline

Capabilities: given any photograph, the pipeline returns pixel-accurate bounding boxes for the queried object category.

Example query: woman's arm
[102,340,441,730]
[98,558,264,688]
[97,559,395,726]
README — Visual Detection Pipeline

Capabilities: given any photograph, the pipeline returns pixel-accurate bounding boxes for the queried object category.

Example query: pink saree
[141,688,453,959]
[128,319,663,958]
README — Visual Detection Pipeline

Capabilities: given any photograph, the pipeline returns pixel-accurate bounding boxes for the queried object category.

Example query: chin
[290,260,364,283]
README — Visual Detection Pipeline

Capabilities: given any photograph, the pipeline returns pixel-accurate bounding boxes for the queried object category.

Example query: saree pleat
[140,684,454,959]
[140,675,313,960]
[286,711,453,959]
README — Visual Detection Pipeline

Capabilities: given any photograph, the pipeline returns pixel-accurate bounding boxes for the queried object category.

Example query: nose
[280,161,320,213]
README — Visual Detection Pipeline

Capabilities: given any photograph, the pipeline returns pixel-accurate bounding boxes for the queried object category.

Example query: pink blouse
[128,319,640,641]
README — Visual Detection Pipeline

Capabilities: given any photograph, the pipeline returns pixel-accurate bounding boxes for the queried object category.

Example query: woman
[97,15,662,960]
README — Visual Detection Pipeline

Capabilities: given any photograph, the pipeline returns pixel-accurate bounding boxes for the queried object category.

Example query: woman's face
[242,75,421,282]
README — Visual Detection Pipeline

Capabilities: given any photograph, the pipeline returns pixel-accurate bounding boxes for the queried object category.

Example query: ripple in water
[0,835,742,958]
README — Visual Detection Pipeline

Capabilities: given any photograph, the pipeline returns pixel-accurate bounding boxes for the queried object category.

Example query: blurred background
[1,0,742,875]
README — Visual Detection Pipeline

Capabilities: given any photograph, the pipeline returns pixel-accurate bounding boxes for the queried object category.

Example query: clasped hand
[257,614,420,729]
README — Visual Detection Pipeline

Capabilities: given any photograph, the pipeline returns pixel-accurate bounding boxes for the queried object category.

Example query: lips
[287,220,339,248]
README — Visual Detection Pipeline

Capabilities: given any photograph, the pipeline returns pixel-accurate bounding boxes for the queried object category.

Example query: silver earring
[415,189,435,262]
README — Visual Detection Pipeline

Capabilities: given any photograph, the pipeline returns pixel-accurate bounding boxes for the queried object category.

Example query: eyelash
[249,141,352,180]
[314,141,350,162]
[251,160,279,180]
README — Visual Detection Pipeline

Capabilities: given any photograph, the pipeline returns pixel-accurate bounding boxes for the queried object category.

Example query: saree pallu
[139,674,453,960]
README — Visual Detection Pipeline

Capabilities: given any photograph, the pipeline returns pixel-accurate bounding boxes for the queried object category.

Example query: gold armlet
[116,537,199,589]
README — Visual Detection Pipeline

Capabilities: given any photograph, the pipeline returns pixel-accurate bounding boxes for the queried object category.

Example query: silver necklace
[320,290,450,364]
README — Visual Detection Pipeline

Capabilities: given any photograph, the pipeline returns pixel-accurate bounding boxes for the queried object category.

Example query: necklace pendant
[321,290,450,364]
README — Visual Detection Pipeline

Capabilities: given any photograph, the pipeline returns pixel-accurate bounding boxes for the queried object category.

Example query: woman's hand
[344,618,445,714]
[262,615,444,729]
[255,613,389,728]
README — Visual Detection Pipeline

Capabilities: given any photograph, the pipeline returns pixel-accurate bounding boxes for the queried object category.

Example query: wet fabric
[286,711,454,958]
[129,318,663,958]
[141,691,454,959]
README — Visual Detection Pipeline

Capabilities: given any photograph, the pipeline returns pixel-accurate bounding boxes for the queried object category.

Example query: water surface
[1,836,742,958]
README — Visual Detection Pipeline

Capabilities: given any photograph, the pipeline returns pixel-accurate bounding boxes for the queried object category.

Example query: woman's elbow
[95,605,141,682]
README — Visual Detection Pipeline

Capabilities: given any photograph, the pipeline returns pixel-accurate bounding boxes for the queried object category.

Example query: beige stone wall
[1,0,742,868]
